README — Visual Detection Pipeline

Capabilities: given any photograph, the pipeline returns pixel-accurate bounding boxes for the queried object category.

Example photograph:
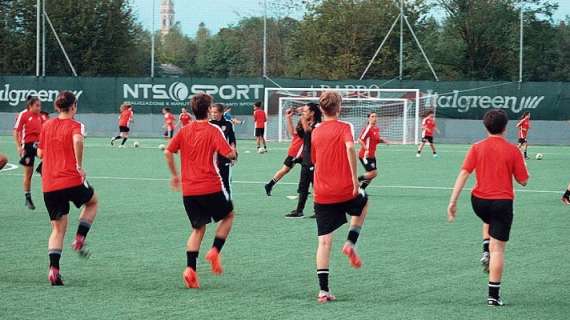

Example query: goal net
[264,87,429,144]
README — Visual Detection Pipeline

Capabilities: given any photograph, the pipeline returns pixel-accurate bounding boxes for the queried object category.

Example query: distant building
[160,0,175,35]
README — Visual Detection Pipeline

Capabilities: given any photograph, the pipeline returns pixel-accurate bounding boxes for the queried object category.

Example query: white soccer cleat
[416,153,421,158]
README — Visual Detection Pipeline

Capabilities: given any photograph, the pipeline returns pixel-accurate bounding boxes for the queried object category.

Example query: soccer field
[1,136,569,320]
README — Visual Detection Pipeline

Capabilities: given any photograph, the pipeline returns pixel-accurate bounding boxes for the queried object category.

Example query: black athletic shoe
[25,197,36,210]
[285,210,304,219]
[110,138,115,146]
[264,183,272,196]
[488,297,504,306]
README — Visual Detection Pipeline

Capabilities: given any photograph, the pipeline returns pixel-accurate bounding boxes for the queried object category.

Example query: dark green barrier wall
[1,76,568,120]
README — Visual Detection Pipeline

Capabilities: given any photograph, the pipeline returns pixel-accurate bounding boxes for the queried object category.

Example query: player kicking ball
[38,91,99,286]
[416,110,439,158]
[264,107,303,196]
[111,103,134,148]
[448,109,529,306]
[516,112,531,159]
[311,91,369,303]
[164,93,237,289]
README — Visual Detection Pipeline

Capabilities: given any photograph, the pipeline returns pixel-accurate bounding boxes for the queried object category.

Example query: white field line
[0,163,18,172]
[0,173,562,194]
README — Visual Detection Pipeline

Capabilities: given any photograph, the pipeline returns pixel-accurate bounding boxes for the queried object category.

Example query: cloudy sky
[131,0,570,37]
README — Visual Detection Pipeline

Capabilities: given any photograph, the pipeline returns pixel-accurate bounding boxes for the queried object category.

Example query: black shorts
[183,191,233,229]
[315,192,368,236]
[43,182,95,221]
[164,129,174,138]
[297,165,314,194]
[471,195,513,242]
[284,156,302,168]
[119,126,130,133]
[422,136,434,144]
[255,128,265,137]
[359,158,377,172]
[518,138,527,144]
[19,142,37,167]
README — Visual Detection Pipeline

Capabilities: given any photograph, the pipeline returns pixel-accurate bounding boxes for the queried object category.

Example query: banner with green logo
[0,76,568,120]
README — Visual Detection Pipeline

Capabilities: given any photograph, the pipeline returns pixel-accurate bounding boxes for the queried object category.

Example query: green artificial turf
[1,136,569,319]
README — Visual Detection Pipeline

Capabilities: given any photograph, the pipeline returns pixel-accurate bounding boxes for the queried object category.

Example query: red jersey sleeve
[343,124,354,143]
[38,126,45,150]
[14,112,25,132]
[71,122,84,137]
[166,131,182,153]
[461,145,477,173]
[359,126,369,141]
[214,129,233,158]
[512,148,529,183]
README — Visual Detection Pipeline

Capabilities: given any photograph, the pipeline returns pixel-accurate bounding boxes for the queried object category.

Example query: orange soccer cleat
[342,243,362,269]
[183,267,200,289]
[205,248,223,275]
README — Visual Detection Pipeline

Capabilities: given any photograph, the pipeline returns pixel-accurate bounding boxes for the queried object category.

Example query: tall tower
[160,0,175,35]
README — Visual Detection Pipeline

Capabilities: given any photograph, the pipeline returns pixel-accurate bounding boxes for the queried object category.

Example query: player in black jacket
[210,103,237,199]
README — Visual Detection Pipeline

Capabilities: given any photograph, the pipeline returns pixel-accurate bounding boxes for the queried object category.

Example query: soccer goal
[264,87,425,144]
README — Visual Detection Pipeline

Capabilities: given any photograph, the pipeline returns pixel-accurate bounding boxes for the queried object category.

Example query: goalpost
[264,87,425,144]
[278,97,409,144]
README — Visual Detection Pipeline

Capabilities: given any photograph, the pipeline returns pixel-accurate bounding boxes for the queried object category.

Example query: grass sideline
[1,136,569,320]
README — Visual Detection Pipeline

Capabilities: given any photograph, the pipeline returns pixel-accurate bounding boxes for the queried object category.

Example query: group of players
[0,88,567,306]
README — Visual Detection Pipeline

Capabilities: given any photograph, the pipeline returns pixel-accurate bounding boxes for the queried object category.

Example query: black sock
[317,269,329,292]
[347,226,362,246]
[483,239,490,253]
[257,145,260,149]
[433,151,437,155]
[212,237,226,253]
[361,180,371,190]
[417,150,421,154]
[524,151,528,158]
[113,136,121,140]
[296,192,309,214]
[186,251,198,270]
[267,178,277,188]
[121,138,128,145]
[49,249,62,269]
[77,220,92,238]
[25,192,31,199]
[358,175,366,182]
[488,281,501,299]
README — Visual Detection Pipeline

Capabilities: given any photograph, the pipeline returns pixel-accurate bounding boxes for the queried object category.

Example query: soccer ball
[535,153,544,160]
[133,141,140,148]
[158,144,166,150]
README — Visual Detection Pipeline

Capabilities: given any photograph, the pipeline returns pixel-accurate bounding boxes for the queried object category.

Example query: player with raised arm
[416,110,438,158]
[224,107,243,126]
[210,103,237,199]
[38,91,99,286]
[111,103,134,148]
[448,109,529,306]
[162,107,176,139]
[253,101,267,152]
[285,103,322,219]
[358,112,384,190]
[13,96,44,210]
[311,91,369,303]
[179,107,193,127]
[516,112,531,159]
[264,107,303,196]
[164,93,237,289]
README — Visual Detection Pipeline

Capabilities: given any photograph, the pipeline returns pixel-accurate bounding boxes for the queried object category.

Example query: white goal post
[264,87,422,144]
[278,97,409,144]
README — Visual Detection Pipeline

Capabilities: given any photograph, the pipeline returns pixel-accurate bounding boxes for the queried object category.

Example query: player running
[38,91,99,286]
[111,103,134,147]
[448,109,529,306]
[210,103,237,199]
[162,107,176,139]
[285,103,322,219]
[13,96,44,210]
[416,110,438,158]
[264,107,303,196]
[516,112,531,159]
[179,107,193,127]
[164,93,237,289]
[311,91,369,303]
[253,101,267,152]
[357,112,384,190]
